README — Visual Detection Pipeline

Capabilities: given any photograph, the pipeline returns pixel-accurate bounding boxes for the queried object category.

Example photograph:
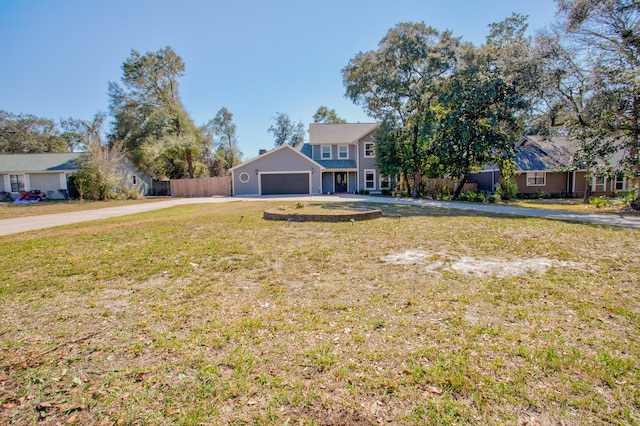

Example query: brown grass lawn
[0,198,168,220]
[1,201,638,425]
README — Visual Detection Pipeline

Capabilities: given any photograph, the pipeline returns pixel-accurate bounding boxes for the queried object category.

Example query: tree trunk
[453,175,469,199]
[632,93,640,205]
[402,172,411,196]
[583,164,591,204]
[412,170,422,198]
[186,148,195,179]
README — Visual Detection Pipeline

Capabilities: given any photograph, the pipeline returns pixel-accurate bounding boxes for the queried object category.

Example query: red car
[19,190,47,201]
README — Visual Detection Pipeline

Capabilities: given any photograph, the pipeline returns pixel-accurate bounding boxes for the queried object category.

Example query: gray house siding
[119,159,152,196]
[358,132,378,191]
[322,173,333,193]
[28,173,65,198]
[232,146,323,196]
[469,169,500,192]
[348,172,357,192]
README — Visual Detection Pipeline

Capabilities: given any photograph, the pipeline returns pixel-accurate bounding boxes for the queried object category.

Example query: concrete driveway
[1,194,639,237]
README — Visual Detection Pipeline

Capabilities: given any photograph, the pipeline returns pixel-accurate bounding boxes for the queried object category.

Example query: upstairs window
[338,145,348,159]
[364,142,375,158]
[321,145,331,159]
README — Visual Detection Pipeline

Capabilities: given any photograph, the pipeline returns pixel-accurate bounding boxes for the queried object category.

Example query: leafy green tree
[343,22,459,197]
[439,15,536,199]
[313,106,347,124]
[108,46,206,179]
[555,0,640,201]
[0,110,68,153]
[204,107,242,175]
[268,112,305,147]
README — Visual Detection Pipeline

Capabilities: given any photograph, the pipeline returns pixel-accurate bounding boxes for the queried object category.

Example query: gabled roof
[0,153,82,173]
[229,144,324,172]
[515,136,580,171]
[309,123,378,144]
[515,135,626,172]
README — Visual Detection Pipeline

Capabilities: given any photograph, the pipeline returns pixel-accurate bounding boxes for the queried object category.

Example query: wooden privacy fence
[421,178,477,194]
[170,176,231,197]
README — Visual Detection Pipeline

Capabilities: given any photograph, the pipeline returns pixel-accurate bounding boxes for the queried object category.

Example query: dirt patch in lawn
[382,249,577,277]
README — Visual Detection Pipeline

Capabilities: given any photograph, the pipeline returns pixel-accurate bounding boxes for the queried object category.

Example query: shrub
[590,196,612,208]
[458,190,482,202]
[295,201,305,209]
[497,178,518,200]
[620,189,638,208]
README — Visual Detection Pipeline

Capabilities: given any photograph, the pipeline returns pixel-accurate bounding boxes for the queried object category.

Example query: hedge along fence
[170,176,232,197]
[421,177,477,195]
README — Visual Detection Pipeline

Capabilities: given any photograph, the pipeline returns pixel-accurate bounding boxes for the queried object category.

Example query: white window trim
[338,145,349,159]
[321,145,332,160]
[364,142,375,158]
[10,174,26,192]
[238,172,250,183]
[526,171,546,186]
[612,174,626,191]
[364,169,376,190]
[591,176,607,191]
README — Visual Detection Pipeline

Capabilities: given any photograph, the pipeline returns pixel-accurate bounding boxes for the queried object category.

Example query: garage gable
[231,145,324,196]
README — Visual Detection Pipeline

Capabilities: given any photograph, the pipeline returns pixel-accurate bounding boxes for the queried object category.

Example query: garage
[261,173,310,195]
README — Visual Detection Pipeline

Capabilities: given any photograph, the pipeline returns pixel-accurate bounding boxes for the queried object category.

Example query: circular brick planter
[263,207,382,223]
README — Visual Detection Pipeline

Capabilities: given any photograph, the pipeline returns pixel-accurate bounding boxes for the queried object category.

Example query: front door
[335,172,348,193]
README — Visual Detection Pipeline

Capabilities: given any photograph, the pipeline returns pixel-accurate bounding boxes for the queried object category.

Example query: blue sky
[0,0,557,159]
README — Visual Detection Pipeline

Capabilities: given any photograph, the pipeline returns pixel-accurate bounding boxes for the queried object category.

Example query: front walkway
[1,194,638,237]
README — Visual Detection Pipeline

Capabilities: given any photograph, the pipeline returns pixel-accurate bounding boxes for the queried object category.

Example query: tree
[313,106,347,124]
[64,112,126,201]
[0,110,68,153]
[535,30,616,202]
[555,0,640,201]
[268,112,305,147]
[435,42,523,198]
[204,107,242,175]
[108,46,206,179]
[343,22,459,197]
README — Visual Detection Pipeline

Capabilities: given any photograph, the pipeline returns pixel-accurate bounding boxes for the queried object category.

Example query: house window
[132,175,138,185]
[238,172,250,183]
[338,145,348,159]
[10,174,25,192]
[364,142,375,158]
[364,169,376,190]
[380,175,391,190]
[592,176,606,192]
[321,145,331,160]
[613,174,626,191]
[526,172,546,186]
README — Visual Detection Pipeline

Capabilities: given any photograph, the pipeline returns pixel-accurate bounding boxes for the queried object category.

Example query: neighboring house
[0,153,152,199]
[231,123,392,196]
[470,135,632,197]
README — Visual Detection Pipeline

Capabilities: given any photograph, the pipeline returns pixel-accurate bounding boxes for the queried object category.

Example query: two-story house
[231,123,389,196]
